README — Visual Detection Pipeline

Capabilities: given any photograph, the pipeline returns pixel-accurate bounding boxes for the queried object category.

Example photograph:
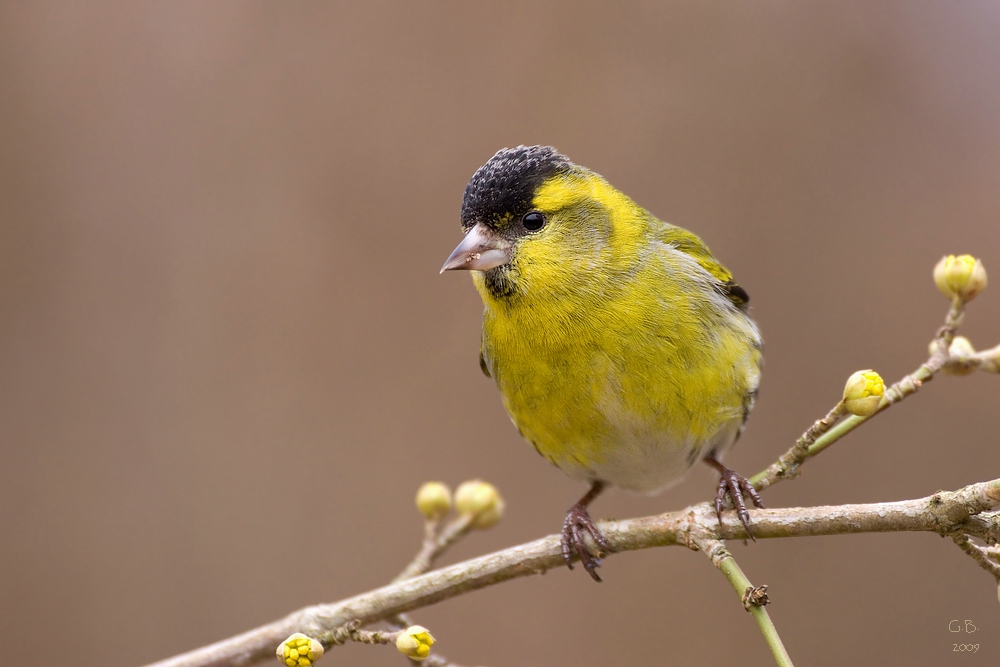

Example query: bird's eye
[522,211,546,232]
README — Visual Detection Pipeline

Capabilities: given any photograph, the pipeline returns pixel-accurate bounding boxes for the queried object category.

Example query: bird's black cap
[461,146,571,231]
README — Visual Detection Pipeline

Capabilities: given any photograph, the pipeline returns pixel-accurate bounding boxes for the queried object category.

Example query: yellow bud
[934,255,987,302]
[276,633,324,667]
[395,625,435,662]
[415,482,452,520]
[842,370,885,417]
[454,480,505,529]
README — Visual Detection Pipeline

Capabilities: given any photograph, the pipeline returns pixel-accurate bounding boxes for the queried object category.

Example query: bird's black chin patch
[483,264,518,300]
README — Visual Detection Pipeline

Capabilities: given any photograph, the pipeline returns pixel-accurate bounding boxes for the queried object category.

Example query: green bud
[415,481,452,520]
[454,480,505,529]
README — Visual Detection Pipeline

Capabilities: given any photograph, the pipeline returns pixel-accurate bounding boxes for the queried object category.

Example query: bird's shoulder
[654,221,749,311]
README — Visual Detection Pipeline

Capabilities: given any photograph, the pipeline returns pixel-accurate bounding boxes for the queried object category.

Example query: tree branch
[143,477,1000,667]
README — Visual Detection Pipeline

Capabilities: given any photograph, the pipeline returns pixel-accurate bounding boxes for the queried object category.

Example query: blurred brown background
[2,2,999,666]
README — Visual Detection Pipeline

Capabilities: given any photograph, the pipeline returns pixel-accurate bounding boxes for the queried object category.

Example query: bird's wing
[479,347,491,377]
[659,224,750,311]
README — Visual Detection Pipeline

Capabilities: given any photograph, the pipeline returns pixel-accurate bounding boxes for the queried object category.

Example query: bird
[441,146,763,581]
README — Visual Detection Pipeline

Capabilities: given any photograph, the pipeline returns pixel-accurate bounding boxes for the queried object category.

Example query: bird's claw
[713,465,765,540]
[561,503,612,582]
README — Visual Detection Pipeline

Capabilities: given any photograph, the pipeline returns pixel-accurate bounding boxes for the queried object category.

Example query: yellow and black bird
[442,146,763,581]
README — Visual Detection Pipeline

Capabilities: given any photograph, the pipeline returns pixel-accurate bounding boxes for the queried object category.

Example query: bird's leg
[561,481,613,582]
[704,456,764,540]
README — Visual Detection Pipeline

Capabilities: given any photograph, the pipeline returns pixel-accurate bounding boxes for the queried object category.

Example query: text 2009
[952,644,979,653]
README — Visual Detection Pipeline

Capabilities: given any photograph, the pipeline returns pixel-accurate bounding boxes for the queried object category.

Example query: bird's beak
[440,223,512,273]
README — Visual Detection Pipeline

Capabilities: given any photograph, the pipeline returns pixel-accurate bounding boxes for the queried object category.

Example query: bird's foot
[706,457,764,540]
[561,502,613,582]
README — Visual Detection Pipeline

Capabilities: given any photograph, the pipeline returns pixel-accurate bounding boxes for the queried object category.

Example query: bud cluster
[415,479,504,529]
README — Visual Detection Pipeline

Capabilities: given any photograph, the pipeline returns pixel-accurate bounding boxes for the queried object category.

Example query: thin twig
[696,538,793,667]
[379,513,475,664]
[394,514,475,583]
[753,403,846,490]
[952,534,1000,583]
[141,478,1000,667]
[752,299,966,491]
[420,656,462,667]
[970,342,1000,373]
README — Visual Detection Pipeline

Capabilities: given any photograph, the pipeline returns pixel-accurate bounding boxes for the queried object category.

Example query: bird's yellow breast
[476,241,761,492]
